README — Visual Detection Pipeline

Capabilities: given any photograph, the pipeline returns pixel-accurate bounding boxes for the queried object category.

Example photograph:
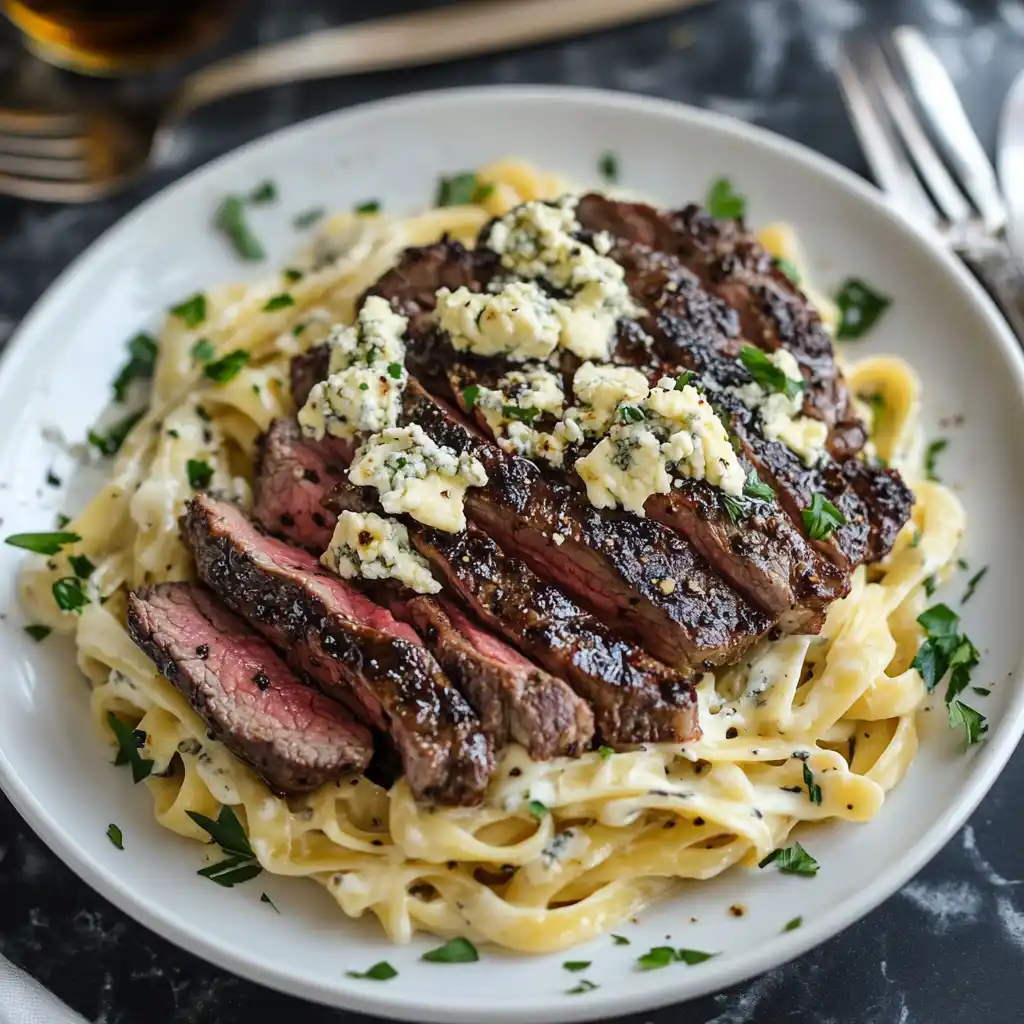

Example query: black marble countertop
[2,1,1023,1021]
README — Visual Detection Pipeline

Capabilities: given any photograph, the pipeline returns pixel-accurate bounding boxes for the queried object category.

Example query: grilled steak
[180,495,493,805]
[290,346,330,409]
[400,596,595,758]
[127,582,373,794]
[253,418,345,550]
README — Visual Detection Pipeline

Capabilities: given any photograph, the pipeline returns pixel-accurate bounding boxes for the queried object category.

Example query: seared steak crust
[127,582,373,794]
[181,495,493,805]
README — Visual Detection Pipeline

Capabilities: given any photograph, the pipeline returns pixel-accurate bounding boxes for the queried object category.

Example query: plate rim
[2,83,1024,1023]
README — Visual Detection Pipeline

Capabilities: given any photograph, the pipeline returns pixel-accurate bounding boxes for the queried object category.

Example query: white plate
[1,86,1022,1024]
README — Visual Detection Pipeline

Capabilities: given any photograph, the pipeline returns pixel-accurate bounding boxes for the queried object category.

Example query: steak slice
[180,495,493,805]
[290,346,330,409]
[127,582,373,794]
[400,596,595,758]
[253,418,346,551]
[403,381,771,668]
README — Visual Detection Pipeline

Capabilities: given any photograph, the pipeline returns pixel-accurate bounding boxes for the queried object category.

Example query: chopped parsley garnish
[527,800,548,818]
[346,962,397,981]
[68,554,95,579]
[260,892,279,913]
[924,439,948,481]
[503,404,541,426]
[106,711,153,783]
[5,531,80,555]
[354,199,381,215]
[973,687,991,697]
[249,180,277,204]
[638,946,715,971]
[463,384,480,409]
[758,842,819,876]
[598,151,619,183]
[283,268,303,284]
[923,575,937,597]
[705,177,746,220]
[743,471,774,503]
[56,514,71,528]
[739,344,803,400]
[359,382,369,391]
[598,745,614,760]
[24,625,51,642]
[912,602,986,745]
[170,292,207,328]
[675,371,696,390]
[263,293,295,313]
[721,493,747,524]
[801,493,846,540]
[422,937,479,963]
[46,470,60,486]
[214,196,266,261]
[204,349,250,384]
[773,256,802,286]
[53,576,89,614]
[387,362,404,380]
[563,961,591,972]
[292,323,307,337]
[611,934,630,945]
[962,566,988,604]
[111,332,159,403]
[618,404,646,423]
[292,206,325,229]
[567,979,598,995]
[187,459,214,490]
[187,805,263,887]
[834,278,891,340]
[195,404,211,421]
[802,761,822,805]
[190,338,215,363]
[89,407,147,456]
[107,823,124,850]
[435,172,493,207]
[784,916,802,932]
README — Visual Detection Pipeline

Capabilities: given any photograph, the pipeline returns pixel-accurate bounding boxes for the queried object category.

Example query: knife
[998,67,1024,263]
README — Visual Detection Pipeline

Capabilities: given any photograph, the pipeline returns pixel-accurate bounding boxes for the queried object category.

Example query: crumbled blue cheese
[729,348,828,465]
[574,377,744,516]
[485,197,641,361]
[570,362,650,435]
[348,424,488,532]
[298,297,408,441]
[435,281,561,362]
[322,511,440,594]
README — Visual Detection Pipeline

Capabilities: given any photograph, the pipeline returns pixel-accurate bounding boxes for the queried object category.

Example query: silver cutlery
[836,26,1024,342]
[998,66,1024,267]
[0,0,704,204]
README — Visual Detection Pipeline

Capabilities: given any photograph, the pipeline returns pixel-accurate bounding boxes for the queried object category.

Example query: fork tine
[0,173,118,203]
[866,43,972,225]
[0,133,87,158]
[892,26,1006,234]
[835,37,938,225]
[0,154,90,181]
[0,109,84,136]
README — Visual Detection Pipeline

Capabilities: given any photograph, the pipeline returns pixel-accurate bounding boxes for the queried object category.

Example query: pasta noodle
[18,161,964,953]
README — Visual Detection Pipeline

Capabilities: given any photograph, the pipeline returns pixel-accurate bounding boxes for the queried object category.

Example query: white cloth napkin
[0,954,88,1024]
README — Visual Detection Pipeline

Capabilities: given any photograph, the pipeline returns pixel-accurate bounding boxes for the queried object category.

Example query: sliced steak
[842,457,914,563]
[400,596,595,758]
[290,346,330,408]
[253,418,345,551]
[403,381,771,668]
[180,495,493,805]
[126,582,372,794]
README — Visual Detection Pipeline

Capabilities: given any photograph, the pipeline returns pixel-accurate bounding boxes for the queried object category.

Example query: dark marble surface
[1,0,1023,1021]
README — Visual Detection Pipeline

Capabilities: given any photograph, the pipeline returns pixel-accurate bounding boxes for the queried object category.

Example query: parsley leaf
[197,858,263,888]
[564,961,591,972]
[89,407,147,457]
[24,625,51,642]
[387,362,404,380]
[53,576,89,614]
[263,293,295,313]
[503,404,541,426]
[68,554,94,579]
[948,698,987,745]
[186,805,255,858]
[739,344,804,400]
[422,937,479,963]
[611,934,630,945]
[204,350,249,384]
[834,278,891,340]
[962,567,988,604]
[5,531,80,555]
[598,151,619,183]
[743,471,774,503]
[292,207,325,229]
[111,332,159,403]
[598,745,614,760]
[190,338,215,363]
[924,439,948,482]
[637,946,677,971]
[618,404,646,423]
[784,916,802,932]
[106,823,124,850]
[527,800,548,818]
[106,711,153,783]
[435,172,493,207]
[187,459,214,490]
[758,842,819,876]
[802,761,822,805]
[214,196,266,261]
[249,180,277,204]
[801,493,846,540]
[678,949,715,965]
[347,962,397,981]
[170,293,207,328]
[773,256,802,286]
[721,493,748,524]
[567,979,598,995]
[462,385,480,409]
[705,177,746,219]
[675,371,696,390]
[354,199,381,215]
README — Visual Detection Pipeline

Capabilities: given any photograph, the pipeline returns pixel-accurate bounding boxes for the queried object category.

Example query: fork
[0,0,700,204]
[835,26,1024,342]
